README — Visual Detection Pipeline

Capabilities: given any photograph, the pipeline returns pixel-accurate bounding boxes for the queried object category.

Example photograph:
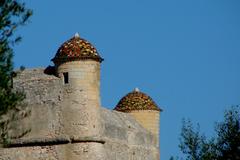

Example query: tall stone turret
[114,88,162,148]
[52,33,105,159]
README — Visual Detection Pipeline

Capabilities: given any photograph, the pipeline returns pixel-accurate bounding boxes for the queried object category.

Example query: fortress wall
[0,143,106,160]
[101,108,157,146]
[0,144,66,160]
[101,108,160,160]
[13,68,62,106]
[103,140,160,160]
[0,68,160,160]
[10,68,65,139]
[65,143,106,160]
[0,141,159,160]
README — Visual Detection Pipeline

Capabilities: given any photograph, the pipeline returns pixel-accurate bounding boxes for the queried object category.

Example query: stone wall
[0,68,160,160]
[101,108,160,160]
[11,68,65,139]
[0,143,106,160]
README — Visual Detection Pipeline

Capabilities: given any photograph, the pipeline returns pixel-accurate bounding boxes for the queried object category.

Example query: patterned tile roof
[114,88,161,112]
[52,33,103,65]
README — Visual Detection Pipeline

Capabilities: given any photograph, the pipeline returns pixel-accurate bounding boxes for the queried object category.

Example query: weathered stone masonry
[0,33,162,160]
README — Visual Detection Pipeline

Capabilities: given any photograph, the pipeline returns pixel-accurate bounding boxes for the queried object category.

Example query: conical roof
[52,33,103,65]
[114,88,162,112]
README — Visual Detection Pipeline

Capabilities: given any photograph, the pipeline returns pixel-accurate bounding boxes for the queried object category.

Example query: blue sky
[14,0,240,159]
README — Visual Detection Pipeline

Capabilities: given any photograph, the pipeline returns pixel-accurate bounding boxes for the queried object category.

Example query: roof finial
[74,32,80,38]
[134,87,140,92]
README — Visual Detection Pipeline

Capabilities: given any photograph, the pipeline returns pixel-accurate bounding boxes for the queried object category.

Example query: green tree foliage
[0,0,32,115]
[215,106,240,160]
[172,106,240,160]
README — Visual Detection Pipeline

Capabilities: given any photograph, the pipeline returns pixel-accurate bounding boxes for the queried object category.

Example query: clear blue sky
[14,0,240,159]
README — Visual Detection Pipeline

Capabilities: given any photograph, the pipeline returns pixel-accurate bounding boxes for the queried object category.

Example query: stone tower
[114,88,162,148]
[52,33,105,159]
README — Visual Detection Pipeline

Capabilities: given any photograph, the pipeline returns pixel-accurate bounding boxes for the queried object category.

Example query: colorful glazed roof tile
[114,88,162,112]
[52,33,103,65]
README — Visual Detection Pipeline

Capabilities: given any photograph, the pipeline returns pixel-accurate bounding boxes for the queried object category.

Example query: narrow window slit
[63,72,69,84]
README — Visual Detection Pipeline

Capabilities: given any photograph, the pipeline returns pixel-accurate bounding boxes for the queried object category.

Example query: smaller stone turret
[114,88,162,147]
